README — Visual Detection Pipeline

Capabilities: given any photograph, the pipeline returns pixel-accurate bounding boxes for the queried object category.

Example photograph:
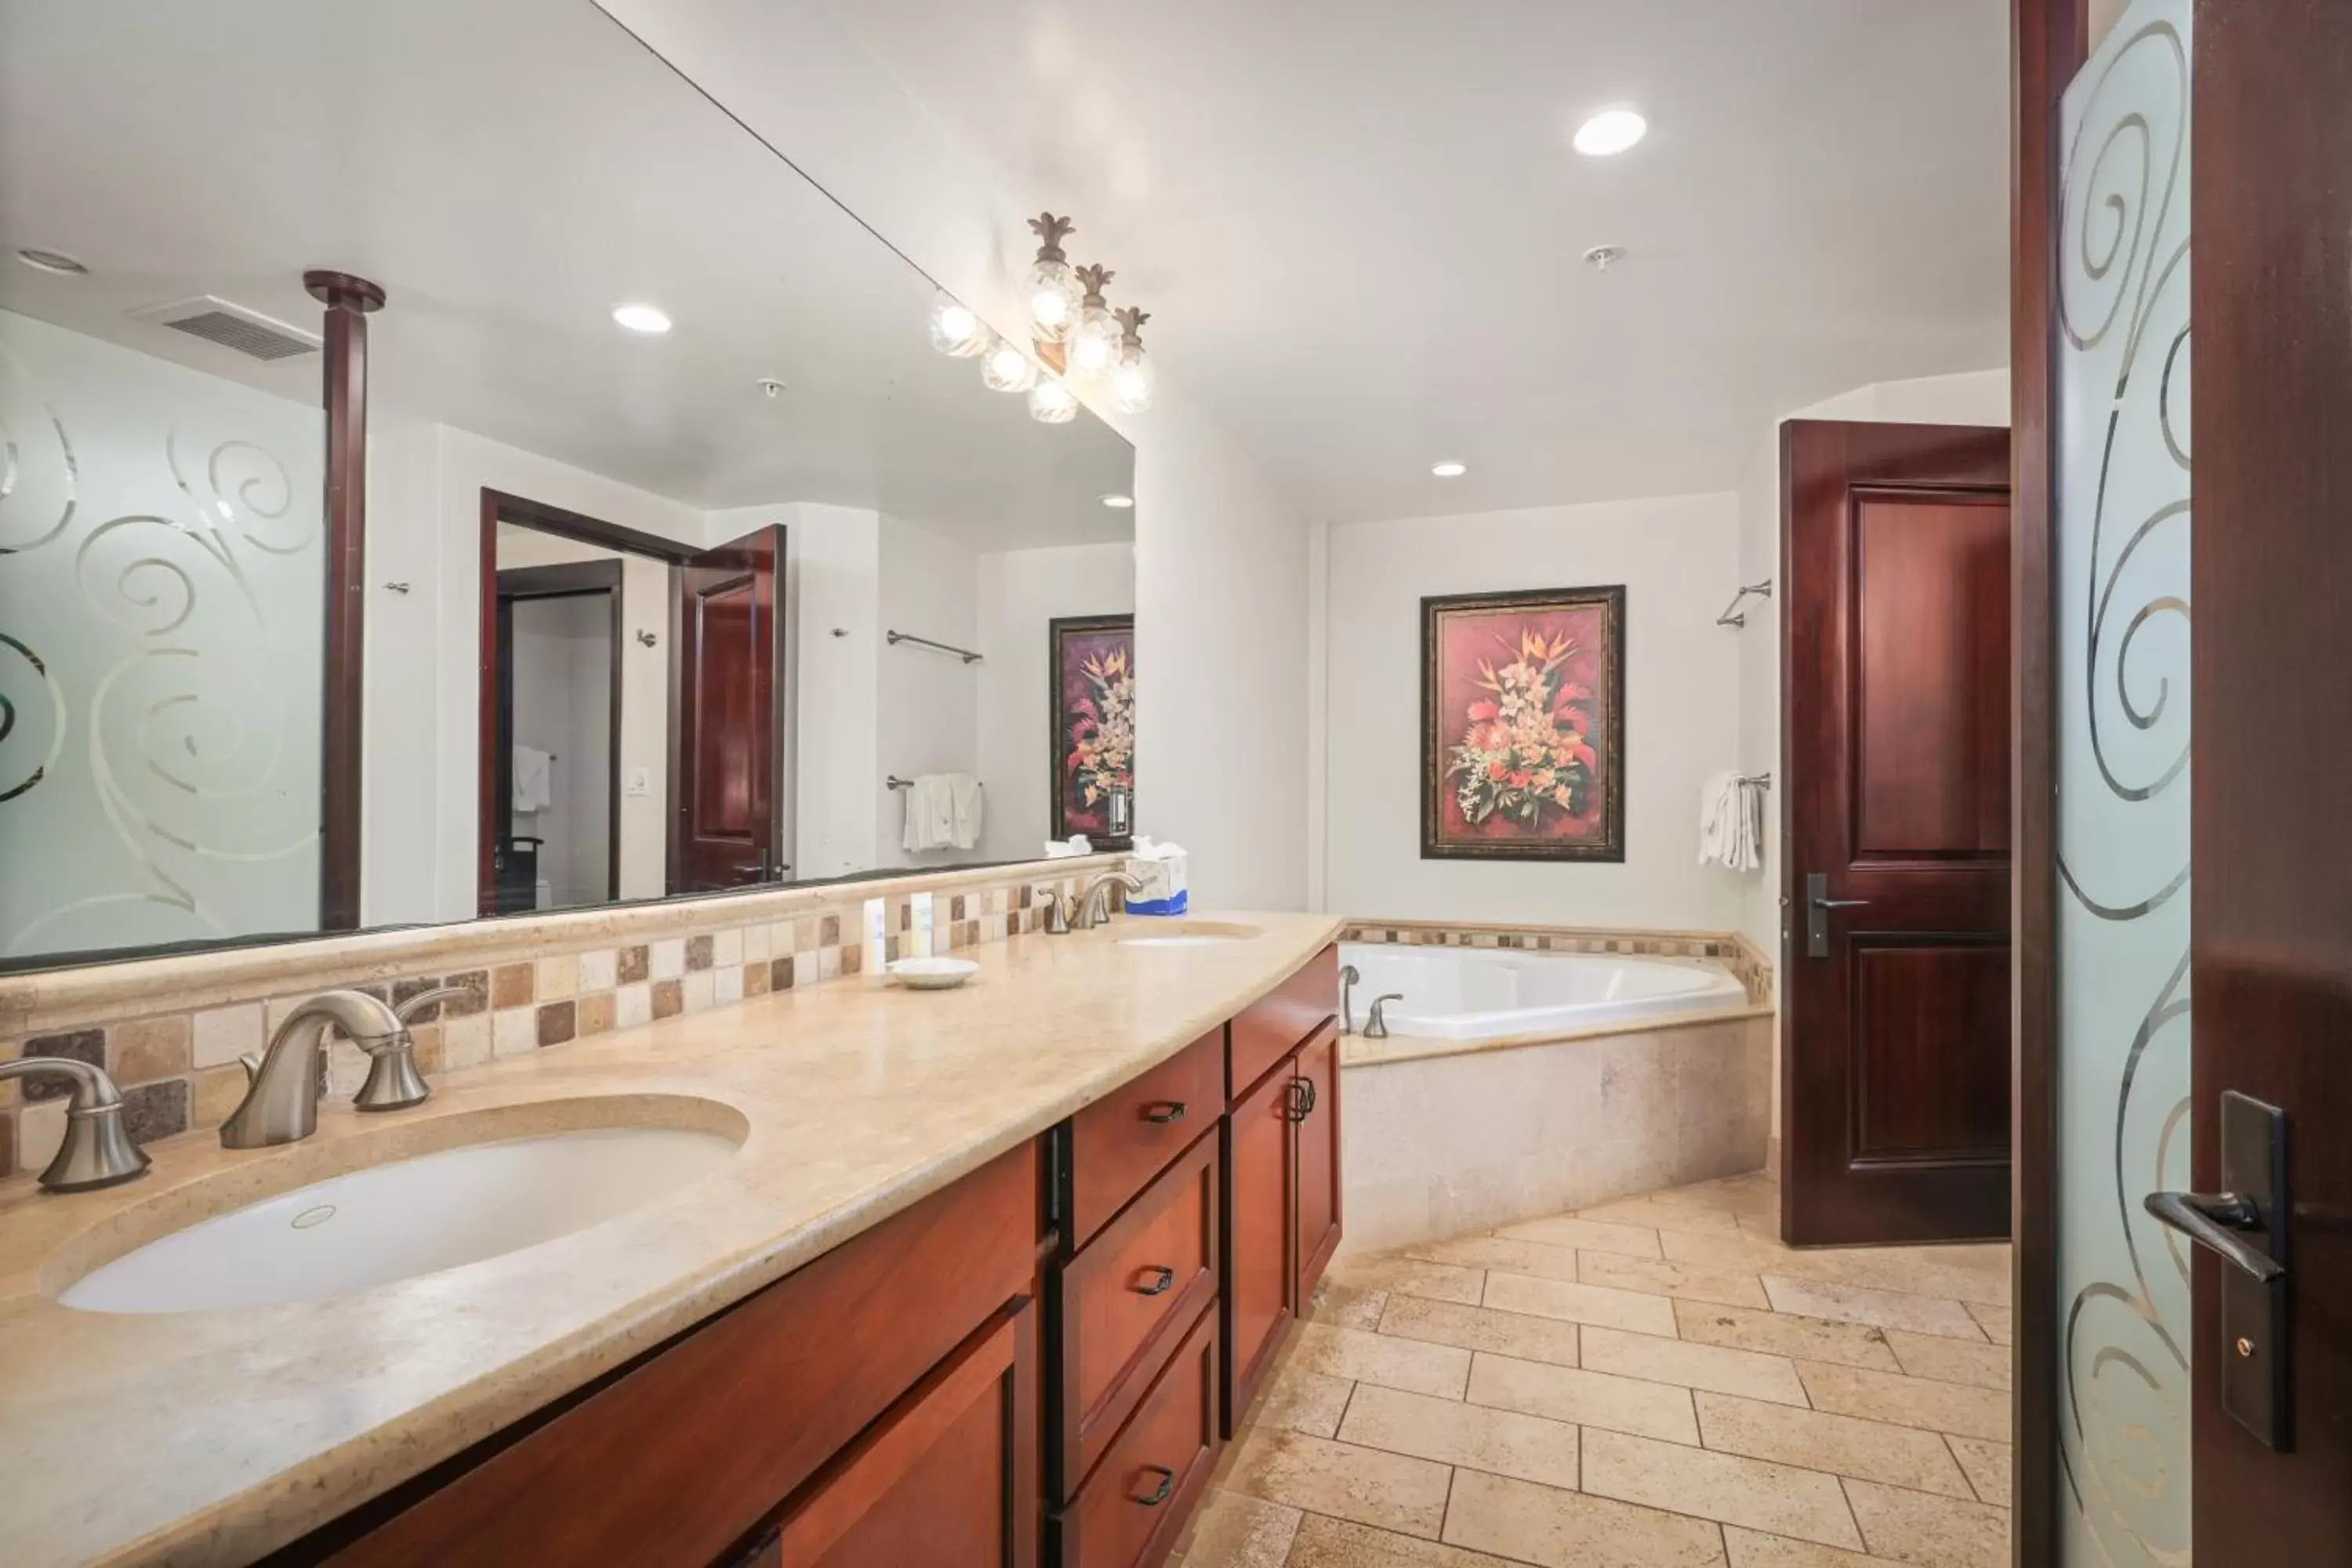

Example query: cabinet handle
[1132,1465,1176,1506]
[1134,1265,1177,1296]
[1142,1100,1187,1125]
[1285,1079,1316,1123]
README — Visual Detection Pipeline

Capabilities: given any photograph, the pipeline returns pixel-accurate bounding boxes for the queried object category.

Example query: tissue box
[1126,847,1189,916]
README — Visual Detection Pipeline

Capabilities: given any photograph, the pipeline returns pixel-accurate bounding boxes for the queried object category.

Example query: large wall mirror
[0,0,1137,967]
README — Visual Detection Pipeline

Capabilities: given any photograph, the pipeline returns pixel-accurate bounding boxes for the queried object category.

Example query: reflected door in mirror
[671,525,785,893]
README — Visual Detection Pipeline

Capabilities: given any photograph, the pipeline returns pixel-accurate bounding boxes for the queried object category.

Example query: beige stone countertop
[0,911,1341,1568]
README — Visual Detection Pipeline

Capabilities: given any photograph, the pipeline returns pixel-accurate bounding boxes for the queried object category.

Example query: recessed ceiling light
[1100,493,1135,509]
[16,248,88,276]
[1573,108,1648,157]
[612,303,673,334]
[1431,460,1468,478]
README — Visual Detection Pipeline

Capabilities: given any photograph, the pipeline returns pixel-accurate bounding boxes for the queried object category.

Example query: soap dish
[886,956,979,990]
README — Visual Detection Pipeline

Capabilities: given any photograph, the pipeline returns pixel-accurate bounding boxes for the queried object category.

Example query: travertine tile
[1582,1427,1864,1551]
[1333,1253,1489,1305]
[191,1003,263,1069]
[1171,1487,1299,1568]
[1796,1362,2009,1443]
[1338,1383,1582,1489]
[1766,1247,2009,1311]
[1483,1269,1680,1336]
[1290,1323,1472,1399]
[1223,1428,1452,1538]
[1723,1528,1911,1567]
[1379,1295,1581,1367]
[535,954,578,1001]
[1581,1252,1774,1311]
[1693,1392,1974,1500]
[1573,1196,1746,1234]
[1946,1437,2012,1507]
[1442,1468,1729,1568]
[1243,1367,1354,1438]
[1965,1301,2013,1346]
[1673,1301,1902,1373]
[1494,1213,1665,1259]
[1883,1330,2011,1390]
[1760,1277,1985,1341]
[1313,1279,1394,1329]
[1842,1479,2009,1568]
[1406,1235,1585,1283]
[1466,1352,1700,1445]
[1288,1512,1524,1568]
[1579,1327,1809,1406]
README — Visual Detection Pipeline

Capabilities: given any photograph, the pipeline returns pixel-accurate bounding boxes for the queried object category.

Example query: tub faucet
[1069,869,1146,931]
[1338,964,1361,1035]
[1364,993,1405,1040]
[0,1057,151,1193]
[220,989,406,1149]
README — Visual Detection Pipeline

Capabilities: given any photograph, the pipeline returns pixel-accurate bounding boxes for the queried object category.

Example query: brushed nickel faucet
[1069,869,1146,931]
[0,1057,151,1192]
[1364,993,1405,1040]
[220,989,408,1149]
[1338,964,1361,1035]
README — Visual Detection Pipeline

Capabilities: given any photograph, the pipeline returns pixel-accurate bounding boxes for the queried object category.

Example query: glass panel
[0,307,324,960]
[2053,1,2193,1563]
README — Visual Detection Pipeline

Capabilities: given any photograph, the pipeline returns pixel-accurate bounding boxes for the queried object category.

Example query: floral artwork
[1421,586,1624,861]
[1050,615,1134,839]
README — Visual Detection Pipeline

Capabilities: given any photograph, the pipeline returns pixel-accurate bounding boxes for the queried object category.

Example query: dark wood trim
[2009,0,2084,1563]
[481,487,700,564]
[485,561,626,913]
[306,270,384,932]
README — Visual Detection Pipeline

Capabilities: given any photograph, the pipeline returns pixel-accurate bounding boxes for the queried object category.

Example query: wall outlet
[625,768,650,797]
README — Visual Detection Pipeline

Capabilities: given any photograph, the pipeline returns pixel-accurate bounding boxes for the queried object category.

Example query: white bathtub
[1340,942,1748,1042]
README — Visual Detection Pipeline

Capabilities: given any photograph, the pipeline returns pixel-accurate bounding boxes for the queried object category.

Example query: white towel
[1700,771,1762,872]
[902,772,983,852]
[947,773,985,849]
[513,745,553,814]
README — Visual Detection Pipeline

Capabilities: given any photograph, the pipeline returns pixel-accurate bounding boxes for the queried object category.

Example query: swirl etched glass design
[0,309,324,959]
[2054,1,2191,1563]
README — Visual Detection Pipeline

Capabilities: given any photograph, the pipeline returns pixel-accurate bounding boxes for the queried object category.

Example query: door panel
[671,524,782,893]
[2187,0,2352,1558]
[1294,1026,1342,1305]
[1781,419,2013,1245]
[1221,1058,1294,1431]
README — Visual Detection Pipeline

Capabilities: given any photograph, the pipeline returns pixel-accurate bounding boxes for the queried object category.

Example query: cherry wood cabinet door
[1053,1309,1221,1568]
[1293,1025,1342,1307]
[773,1301,1037,1568]
[1222,1056,1296,1431]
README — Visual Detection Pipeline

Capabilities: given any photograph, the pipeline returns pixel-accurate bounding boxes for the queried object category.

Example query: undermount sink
[56,1116,742,1316]
[1116,920,1263,949]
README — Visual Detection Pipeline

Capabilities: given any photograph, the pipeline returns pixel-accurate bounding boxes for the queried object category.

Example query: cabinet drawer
[1228,945,1337,1100]
[1069,1027,1223,1247]
[1052,1307,1221,1568]
[1056,1131,1218,1497]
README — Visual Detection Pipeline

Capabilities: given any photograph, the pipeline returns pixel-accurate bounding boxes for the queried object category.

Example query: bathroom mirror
[0,0,1136,967]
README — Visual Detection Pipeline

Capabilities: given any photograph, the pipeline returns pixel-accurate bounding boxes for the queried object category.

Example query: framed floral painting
[1049,614,1135,840]
[1421,585,1624,862]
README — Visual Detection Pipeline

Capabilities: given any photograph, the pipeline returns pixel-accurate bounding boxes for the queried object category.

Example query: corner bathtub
[1340,942,1748,1043]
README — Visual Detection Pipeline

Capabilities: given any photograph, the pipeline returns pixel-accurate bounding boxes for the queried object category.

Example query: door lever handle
[1803,873,1868,957]
[2143,1190,2285,1283]
[1813,897,1870,909]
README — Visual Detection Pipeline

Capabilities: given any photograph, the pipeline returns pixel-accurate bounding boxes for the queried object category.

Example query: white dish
[887,956,980,990]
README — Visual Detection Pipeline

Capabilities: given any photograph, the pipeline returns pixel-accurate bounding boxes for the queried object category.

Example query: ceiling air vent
[126,296,321,361]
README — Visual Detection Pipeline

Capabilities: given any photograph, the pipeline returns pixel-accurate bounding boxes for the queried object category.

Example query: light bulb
[1069,303,1121,376]
[1025,257,1080,342]
[927,291,986,357]
[1111,348,1155,413]
[1029,378,1078,424]
[1573,108,1648,157]
[981,337,1037,394]
[612,303,672,334]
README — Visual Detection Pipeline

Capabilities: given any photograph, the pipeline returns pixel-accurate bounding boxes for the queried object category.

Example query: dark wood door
[670,524,784,894]
[1294,1025,1341,1305]
[2188,4,2352,1555]
[1221,1057,1294,1431]
[1781,419,2013,1245]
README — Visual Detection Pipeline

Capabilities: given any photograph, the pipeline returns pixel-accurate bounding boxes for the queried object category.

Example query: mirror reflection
[0,0,1136,965]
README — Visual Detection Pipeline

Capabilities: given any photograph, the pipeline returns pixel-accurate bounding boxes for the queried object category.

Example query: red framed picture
[1049,614,1134,840]
[1421,585,1625,861]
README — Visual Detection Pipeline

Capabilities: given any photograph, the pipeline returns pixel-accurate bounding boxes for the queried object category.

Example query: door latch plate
[2219,1089,2291,1450]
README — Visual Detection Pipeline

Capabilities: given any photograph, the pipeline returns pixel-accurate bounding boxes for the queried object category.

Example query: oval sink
[1116,920,1263,949]
[57,1123,740,1315]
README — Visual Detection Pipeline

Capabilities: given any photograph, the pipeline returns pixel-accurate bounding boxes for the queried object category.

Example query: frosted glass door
[2053,1,2192,1563]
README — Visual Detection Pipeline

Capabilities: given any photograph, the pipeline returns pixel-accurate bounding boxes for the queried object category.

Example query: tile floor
[1171,1170,2012,1568]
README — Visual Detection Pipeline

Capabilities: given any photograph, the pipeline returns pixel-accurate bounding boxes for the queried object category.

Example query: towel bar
[1717,580,1773,629]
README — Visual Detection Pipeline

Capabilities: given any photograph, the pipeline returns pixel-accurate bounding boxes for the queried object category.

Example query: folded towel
[948,773,985,848]
[903,772,983,852]
[513,745,553,814]
[1700,771,1762,872]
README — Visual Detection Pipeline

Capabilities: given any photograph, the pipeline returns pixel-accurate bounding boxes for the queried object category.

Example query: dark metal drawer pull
[1134,1265,1176,1296]
[1133,1465,1176,1506]
[1142,1101,1187,1125]
[1285,1079,1316,1122]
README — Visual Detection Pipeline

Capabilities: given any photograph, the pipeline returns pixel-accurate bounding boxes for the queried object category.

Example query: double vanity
[0,913,1343,1568]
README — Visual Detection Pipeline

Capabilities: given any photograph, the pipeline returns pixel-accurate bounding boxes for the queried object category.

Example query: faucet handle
[0,1057,151,1193]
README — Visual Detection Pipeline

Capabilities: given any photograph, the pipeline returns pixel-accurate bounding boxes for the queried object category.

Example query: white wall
[507,594,613,906]
[877,515,982,866]
[789,503,882,880]
[975,543,1137,862]
[598,0,1315,912]
[1323,492,1744,933]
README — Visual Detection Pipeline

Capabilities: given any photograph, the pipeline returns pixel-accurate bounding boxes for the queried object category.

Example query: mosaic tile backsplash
[1336,919,1774,1007]
[0,862,1117,1182]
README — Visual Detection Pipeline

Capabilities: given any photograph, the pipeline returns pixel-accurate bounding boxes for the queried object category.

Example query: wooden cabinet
[1222,1051,1298,1425]
[1066,1027,1223,1247]
[1050,1309,1221,1568]
[1227,944,1338,1095]
[1294,1022,1342,1306]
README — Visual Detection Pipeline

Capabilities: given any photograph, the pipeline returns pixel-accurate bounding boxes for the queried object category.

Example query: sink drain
[290,1204,336,1230]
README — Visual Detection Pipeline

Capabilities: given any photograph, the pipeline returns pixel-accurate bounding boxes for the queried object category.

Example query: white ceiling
[0,0,1135,553]
[827,0,2011,521]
